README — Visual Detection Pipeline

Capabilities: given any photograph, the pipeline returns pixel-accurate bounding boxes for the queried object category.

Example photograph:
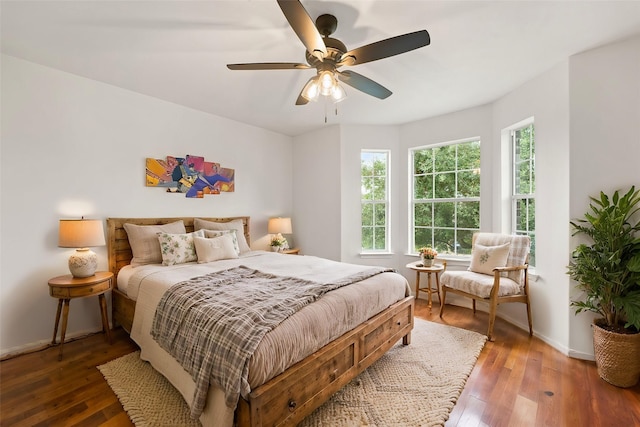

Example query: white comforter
[126,251,410,427]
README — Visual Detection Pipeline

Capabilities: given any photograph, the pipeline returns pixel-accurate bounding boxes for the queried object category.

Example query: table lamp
[268,217,292,250]
[58,218,106,278]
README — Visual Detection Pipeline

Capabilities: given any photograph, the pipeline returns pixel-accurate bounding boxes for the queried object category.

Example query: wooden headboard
[106,216,250,282]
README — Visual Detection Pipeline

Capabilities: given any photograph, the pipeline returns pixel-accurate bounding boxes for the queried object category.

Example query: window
[411,139,480,256]
[361,150,389,252]
[512,123,536,266]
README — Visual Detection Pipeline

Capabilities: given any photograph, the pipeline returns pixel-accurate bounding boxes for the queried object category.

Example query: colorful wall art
[146,154,235,198]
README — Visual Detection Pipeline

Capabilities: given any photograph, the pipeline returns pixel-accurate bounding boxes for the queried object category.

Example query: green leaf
[628,254,640,273]
[621,290,640,330]
[568,186,640,329]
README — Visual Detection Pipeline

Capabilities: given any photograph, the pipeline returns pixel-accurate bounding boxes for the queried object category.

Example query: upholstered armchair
[439,233,532,340]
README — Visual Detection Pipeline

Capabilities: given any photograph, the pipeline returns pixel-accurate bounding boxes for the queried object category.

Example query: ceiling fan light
[331,84,347,103]
[301,78,320,102]
[319,71,337,95]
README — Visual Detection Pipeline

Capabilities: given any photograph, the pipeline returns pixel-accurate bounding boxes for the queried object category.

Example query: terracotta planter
[592,319,640,387]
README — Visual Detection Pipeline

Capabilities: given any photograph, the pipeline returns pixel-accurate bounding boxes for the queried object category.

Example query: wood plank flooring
[1,299,639,426]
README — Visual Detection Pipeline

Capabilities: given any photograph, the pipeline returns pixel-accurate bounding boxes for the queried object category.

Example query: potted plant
[418,247,438,267]
[568,186,640,387]
[270,234,287,252]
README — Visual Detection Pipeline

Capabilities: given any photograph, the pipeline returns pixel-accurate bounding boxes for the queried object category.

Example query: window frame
[510,120,536,266]
[410,138,481,257]
[360,149,391,253]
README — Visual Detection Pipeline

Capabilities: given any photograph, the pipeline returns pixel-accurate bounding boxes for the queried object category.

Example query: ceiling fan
[227,0,431,105]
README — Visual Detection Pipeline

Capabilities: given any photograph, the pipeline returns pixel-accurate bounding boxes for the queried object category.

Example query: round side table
[406,261,447,308]
[281,248,300,255]
[48,271,114,360]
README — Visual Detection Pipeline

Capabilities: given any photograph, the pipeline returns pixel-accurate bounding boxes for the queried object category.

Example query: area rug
[98,319,486,427]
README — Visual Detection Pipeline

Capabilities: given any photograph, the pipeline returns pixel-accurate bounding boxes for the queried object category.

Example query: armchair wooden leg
[487,299,499,341]
[439,286,447,318]
[526,298,533,336]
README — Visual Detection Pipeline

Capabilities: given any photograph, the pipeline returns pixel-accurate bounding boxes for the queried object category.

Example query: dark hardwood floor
[1,299,639,426]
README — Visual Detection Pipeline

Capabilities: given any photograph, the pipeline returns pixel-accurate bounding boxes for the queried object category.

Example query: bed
[106,216,414,427]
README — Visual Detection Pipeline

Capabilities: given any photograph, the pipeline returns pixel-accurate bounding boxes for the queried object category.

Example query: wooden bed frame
[106,216,414,427]
[106,216,253,333]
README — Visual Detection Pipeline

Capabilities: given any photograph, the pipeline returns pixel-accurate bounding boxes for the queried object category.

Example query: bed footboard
[235,295,414,427]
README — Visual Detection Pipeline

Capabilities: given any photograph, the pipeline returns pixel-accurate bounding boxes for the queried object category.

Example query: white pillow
[194,218,250,253]
[203,229,240,255]
[194,235,239,263]
[157,230,205,266]
[123,220,186,267]
[469,242,511,275]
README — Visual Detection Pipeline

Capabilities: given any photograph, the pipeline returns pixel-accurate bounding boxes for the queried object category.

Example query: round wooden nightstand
[281,248,300,255]
[406,261,447,308]
[48,271,114,360]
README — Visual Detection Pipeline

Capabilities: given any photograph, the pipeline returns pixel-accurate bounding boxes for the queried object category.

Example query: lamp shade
[58,219,105,278]
[58,219,106,248]
[268,217,292,234]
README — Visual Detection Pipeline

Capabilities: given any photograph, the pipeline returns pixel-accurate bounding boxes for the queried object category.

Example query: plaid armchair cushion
[472,233,530,288]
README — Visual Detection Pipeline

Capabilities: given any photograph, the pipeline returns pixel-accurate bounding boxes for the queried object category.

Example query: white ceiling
[2,1,640,136]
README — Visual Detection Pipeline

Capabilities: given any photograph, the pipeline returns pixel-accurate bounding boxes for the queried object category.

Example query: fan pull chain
[321,98,341,124]
[324,99,328,123]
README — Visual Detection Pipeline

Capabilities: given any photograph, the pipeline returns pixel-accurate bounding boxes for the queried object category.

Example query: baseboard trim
[568,349,596,361]
[1,328,102,361]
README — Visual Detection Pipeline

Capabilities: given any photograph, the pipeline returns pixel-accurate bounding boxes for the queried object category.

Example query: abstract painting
[146,154,235,198]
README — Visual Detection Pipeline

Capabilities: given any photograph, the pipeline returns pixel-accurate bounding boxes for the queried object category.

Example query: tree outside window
[412,140,480,255]
[512,123,536,266]
[361,150,389,252]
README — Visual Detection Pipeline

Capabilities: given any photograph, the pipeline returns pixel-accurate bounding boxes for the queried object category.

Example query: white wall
[568,34,640,358]
[0,55,293,357]
[291,125,342,261]
[493,61,572,353]
[339,125,400,266]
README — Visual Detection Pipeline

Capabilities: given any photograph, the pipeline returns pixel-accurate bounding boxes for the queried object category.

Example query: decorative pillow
[469,242,511,275]
[203,229,240,255]
[194,235,239,263]
[157,230,205,266]
[123,220,186,267]
[194,218,250,253]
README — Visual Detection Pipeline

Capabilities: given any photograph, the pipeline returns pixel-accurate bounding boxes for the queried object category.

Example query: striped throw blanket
[151,265,392,418]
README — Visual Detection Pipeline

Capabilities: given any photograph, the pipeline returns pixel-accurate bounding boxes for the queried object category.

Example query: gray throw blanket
[151,265,393,419]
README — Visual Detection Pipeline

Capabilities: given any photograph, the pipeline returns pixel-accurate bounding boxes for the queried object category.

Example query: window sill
[406,254,471,267]
[359,252,394,259]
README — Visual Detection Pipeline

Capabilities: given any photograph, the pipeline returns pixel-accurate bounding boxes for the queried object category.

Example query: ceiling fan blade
[277,0,326,61]
[339,30,430,66]
[227,62,310,70]
[337,70,392,99]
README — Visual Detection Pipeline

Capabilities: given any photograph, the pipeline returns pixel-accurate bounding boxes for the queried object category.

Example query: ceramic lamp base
[68,248,98,278]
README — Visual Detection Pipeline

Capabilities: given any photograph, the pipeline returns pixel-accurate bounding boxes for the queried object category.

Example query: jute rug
[98,319,486,427]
